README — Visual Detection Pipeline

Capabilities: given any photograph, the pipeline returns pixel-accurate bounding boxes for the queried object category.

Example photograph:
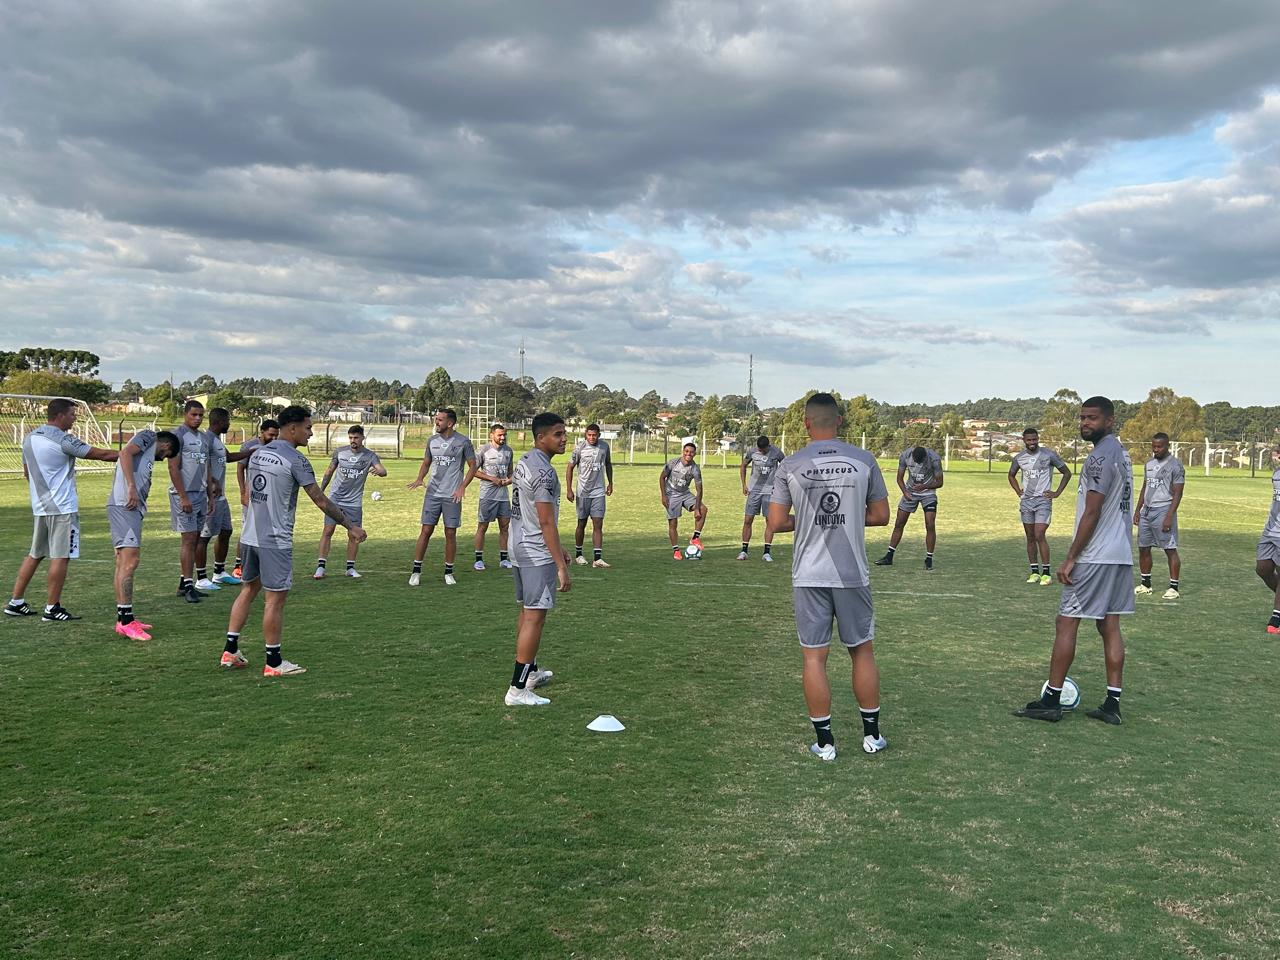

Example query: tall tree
[1120,387,1206,443]
[1041,388,1083,439]
[415,366,454,414]
[293,374,351,417]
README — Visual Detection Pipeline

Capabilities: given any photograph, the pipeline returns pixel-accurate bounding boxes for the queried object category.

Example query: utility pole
[518,338,526,381]
[747,353,754,410]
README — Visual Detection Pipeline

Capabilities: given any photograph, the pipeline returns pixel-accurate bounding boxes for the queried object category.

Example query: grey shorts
[324,502,363,528]
[200,497,234,537]
[744,490,771,518]
[170,491,208,534]
[1059,563,1135,620]
[1020,496,1052,526]
[1138,510,1178,550]
[513,563,557,610]
[794,585,875,648]
[107,505,144,549]
[666,492,697,520]
[1258,539,1280,565]
[478,497,511,523]
[31,513,80,560]
[241,544,293,592]
[422,495,462,529]
[897,496,938,515]
[576,493,606,521]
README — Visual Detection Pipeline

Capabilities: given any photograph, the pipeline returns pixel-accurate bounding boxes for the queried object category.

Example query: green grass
[3,461,1279,959]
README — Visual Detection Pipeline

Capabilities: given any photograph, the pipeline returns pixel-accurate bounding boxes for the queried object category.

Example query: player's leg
[410,522,434,585]
[761,506,775,561]
[668,517,681,551]
[113,547,148,638]
[345,526,361,567]
[6,554,43,616]
[1085,614,1125,724]
[836,586,884,752]
[1035,524,1051,570]
[213,528,236,584]
[442,525,457,583]
[574,516,588,560]
[221,575,259,669]
[795,586,837,758]
[1260,555,1280,633]
[1022,521,1039,581]
[46,558,69,608]
[1015,614,1081,721]
[801,644,833,742]
[693,502,707,542]
[261,588,299,675]
[315,521,336,579]
[923,506,937,569]
[591,516,604,556]
[1164,548,1181,598]
[497,515,511,567]
[506,565,555,705]
[876,508,911,564]
[474,520,490,570]
[1137,545,1153,594]
[740,514,754,559]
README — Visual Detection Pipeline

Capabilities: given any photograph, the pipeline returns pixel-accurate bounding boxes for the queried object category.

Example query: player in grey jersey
[472,423,514,571]
[1133,433,1186,600]
[566,423,614,568]
[1008,428,1071,585]
[1255,444,1280,635]
[233,419,279,578]
[406,408,478,586]
[195,408,254,592]
[166,400,217,603]
[874,446,944,570]
[106,429,180,640]
[314,424,386,579]
[766,393,891,761]
[660,443,707,559]
[220,406,366,677]
[739,435,785,562]
[504,412,570,707]
[1016,397,1133,727]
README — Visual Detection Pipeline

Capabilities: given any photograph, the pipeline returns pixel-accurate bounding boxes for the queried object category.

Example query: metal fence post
[987,436,993,472]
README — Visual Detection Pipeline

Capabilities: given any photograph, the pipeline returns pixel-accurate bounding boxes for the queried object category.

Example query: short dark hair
[912,446,927,463]
[209,407,230,423]
[1152,432,1169,442]
[756,435,770,450]
[46,398,76,419]
[277,405,311,427]
[155,430,181,457]
[184,399,204,412]
[683,442,697,453]
[490,422,505,433]
[260,419,279,432]
[1023,427,1039,436]
[348,424,365,435]
[586,423,601,433]
[531,411,564,437]
[1082,396,1114,417]
[438,408,457,424]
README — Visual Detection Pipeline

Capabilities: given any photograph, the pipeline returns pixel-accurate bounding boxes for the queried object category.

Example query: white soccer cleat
[1134,584,1153,596]
[444,573,457,586]
[762,553,774,563]
[862,735,888,754]
[528,667,554,689]
[499,559,512,569]
[592,558,611,569]
[736,551,748,561]
[575,554,588,565]
[263,659,307,677]
[313,566,326,580]
[505,685,550,706]
[195,578,220,591]
[474,560,486,571]
[345,568,362,578]
[408,572,421,587]
[809,742,837,762]
[1163,587,1180,600]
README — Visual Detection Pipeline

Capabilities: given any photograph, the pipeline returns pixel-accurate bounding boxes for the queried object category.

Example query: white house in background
[329,402,376,422]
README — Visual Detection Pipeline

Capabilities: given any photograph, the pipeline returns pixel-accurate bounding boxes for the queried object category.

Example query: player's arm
[604,448,613,495]
[693,470,704,507]
[168,453,192,511]
[1049,462,1072,499]
[1165,481,1185,530]
[225,448,252,463]
[866,496,891,527]
[456,455,478,501]
[1060,490,1105,584]
[739,457,749,495]
[536,498,572,592]
[407,450,431,489]
[304,482,367,542]
[928,461,944,490]
[1007,461,1023,497]
[319,460,337,493]
[766,500,794,535]
[237,455,250,504]
[1133,477,1147,524]
[895,463,908,495]
[119,439,143,509]
[370,455,388,478]
[658,465,670,505]
[564,459,576,502]
[82,446,120,462]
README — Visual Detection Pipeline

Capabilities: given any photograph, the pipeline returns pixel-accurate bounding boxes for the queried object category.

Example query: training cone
[587,714,625,733]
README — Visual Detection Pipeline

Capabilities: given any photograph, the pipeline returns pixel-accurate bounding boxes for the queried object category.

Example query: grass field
[3,458,1279,959]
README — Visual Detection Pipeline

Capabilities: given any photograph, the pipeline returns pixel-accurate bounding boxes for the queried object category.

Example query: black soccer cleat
[4,601,36,617]
[873,552,895,566]
[1013,700,1062,722]
[1085,702,1122,725]
[40,604,82,623]
[178,586,204,604]
[924,557,934,572]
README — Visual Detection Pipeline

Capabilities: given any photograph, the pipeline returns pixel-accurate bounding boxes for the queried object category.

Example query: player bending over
[875,445,943,570]
[739,435,784,562]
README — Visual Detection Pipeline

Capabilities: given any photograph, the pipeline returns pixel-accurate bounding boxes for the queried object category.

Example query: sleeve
[62,433,93,457]
[692,464,703,483]
[330,451,341,468]
[370,452,382,466]
[463,436,477,463]
[770,461,792,507]
[570,445,581,467]
[867,461,889,503]
[1050,451,1067,469]
[292,453,318,487]
[603,443,612,466]
[1008,455,1021,477]
[742,451,752,465]
[1172,461,1186,485]
[136,430,156,454]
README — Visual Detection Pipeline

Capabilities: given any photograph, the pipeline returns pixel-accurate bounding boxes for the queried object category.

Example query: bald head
[804,392,843,439]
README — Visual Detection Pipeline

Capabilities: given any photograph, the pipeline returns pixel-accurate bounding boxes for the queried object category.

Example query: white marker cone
[587,714,625,732]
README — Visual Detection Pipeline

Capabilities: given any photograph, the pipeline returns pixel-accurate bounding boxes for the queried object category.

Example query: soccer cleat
[114,621,152,640]
[263,659,306,677]
[672,548,684,561]
[1085,702,1122,725]
[135,622,153,630]
[736,551,748,561]
[1026,572,1040,584]
[1013,700,1062,722]
[809,742,837,762]
[181,587,203,604]
[220,650,249,669]
[592,558,611,569]
[1162,588,1180,600]
[499,559,513,569]
[41,605,82,622]
[924,557,934,572]
[1267,624,1280,636]
[505,685,550,706]
[862,735,888,754]
[873,552,894,566]
[345,568,361,578]
[1039,574,1052,586]
[4,601,36,617]
[474,560,486,571]
[408,572,421,587]
[574,554,588,566]
[528,667,554,689]
[1268,614,1280,635]
[762,553,774,563]
[213,572,242,585]
[195,578,221,591]
[444,573,457,586]
[1134,584,1153,596]
[313,567,326,580]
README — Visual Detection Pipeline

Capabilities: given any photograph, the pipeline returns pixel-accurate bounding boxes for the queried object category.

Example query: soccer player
[874,445,944,570]
[4,399,119,622]
[766,393,891,761]
[1015,396,1133,726]
[167,400,216,603]
[220,405,366,676]
[739,435,785,561]
[1255,444,1280,635]
[233,419,279,578]
[660,442,707,559]
[504,412,570,706]
[1134,433,1186,600]
[566,423,614,568]
[473,423,514,571]
[407,408,477,586]
[195,408,252,592]
[1008,428,1072,585]
[314,425,386,579]
[106,429,180,639]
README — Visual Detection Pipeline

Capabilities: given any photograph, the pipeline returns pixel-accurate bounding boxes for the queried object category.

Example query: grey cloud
[684,261,753,292]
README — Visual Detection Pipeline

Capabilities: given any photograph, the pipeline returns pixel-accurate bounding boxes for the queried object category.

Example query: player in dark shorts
[660,443,707,560]
[874,445,943,570]
[566,423,614,568]
[233,419,279,579]
[1008,428,1071,585]
[1256,444,1280,635]
[1133,433,1186,600]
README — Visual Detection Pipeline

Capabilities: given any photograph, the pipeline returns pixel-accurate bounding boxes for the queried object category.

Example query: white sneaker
[528,667,554,689]
[499,559,512,569]
[313,566,326,580]
[575,554,588,565]
[444,573,457,586]
[195,578,220,591]
[862,735,888,754]
[736,551,748,561]
[474,560,486,571]
[505,685,550,706]
[345,568,362,578]
[592,558,611,569]
[809,742,837,762]
[408,572,421,587]
[1134,584,1153,596]
[1163,587,1180,600]
[263,659,307,677]
[762,553,774,563]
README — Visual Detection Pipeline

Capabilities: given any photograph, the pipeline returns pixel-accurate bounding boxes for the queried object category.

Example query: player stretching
[504,412,571,706]
[221,406,366,676]
[5,399,119,623]
[660,443,707,559]
[233,419,279,578]
[106,429,180,639]
[1008,428,1071,584]
[1256,444,1280,635]
[315,425,386,579]
[407,409,477,586]
[1134,433,1185,600]
[566,423,614,568]
[874,445,943,570]
[739,435,784,561]
[473,423,514,571]
[767,393,890,761]
[195,408,252,592]
[1015,396,1133,726]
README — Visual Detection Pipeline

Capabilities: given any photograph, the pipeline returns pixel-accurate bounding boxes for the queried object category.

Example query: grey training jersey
[1142,456,1186,511]
[476,442,514,501]
[171,424,210,493]
[744,445,786,493]
[771,439,889,588]
[664,457,702,495]
[1075,433,1134,565]
[107,429,158,513]
[328,446,381,505]
[242,440,317,549]
[899,448,943,502]
[1010,448,1067,498]
[1264,469,1280,542]
[23,424,92,516]
[207,431,228,493]
[571,439,612,495]
[423,432,477,499]
[511,448,560,567]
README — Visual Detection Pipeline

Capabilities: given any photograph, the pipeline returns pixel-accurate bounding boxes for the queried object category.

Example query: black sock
[317,558,327,568]
[886,545,897,555]
[926,552,934,560]
[1169,579,1179,590]
[214,562,225,575]
[860,707,881,740]
[475,551,484,562]
[196,567,207,581]
[265,644,282,668]
[234,554,242,568]
[224,632,239,654]
[811,715,834,748]
[1031,563,1040,575]
[511,661,531,689]
[116,604,134,625]
[1042,684,1062,706]
[346,560,355,570]
[499,551,508,561]
[593,548,602,561]
[763,543,771,555]
[1105,686,1121,709]
[412,560,422,573]
[444,563,454,576]
[742,542,750,553]
[1271,609,1280,625]
[180,577,193,592]
[693,530,702,540]
[1141,573,1152,587]
[575,546,583,557]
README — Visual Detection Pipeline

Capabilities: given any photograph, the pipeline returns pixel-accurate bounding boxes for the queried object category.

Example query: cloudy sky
[2,0,1278,406]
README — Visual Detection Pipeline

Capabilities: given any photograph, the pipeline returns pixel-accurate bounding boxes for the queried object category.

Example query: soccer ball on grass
[1040,676,1080,710]
[371,491,383,501]
[685,542,702,560]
